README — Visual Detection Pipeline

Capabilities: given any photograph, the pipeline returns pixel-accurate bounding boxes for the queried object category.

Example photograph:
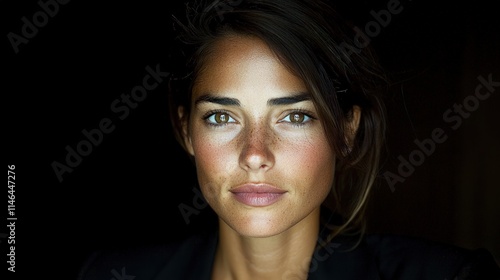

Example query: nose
[238,123,275,172]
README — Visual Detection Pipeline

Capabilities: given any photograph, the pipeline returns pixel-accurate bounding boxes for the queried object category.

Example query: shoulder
[76,230,217,280]
[363,233,500,279]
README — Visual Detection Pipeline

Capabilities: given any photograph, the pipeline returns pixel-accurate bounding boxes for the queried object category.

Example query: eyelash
[202,109,235,127]
[202,109,316,127]
[280,109,316,127]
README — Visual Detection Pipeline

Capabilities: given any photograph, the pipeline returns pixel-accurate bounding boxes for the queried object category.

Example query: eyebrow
[194,92,311,107]
[195,95,240,106]
[267,93,310,106]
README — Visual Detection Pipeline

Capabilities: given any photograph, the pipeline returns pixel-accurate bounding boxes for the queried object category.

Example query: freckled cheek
[192,135,235,171]
[283,135,334,169]
[282,137,335,194]
[190,133,237,200]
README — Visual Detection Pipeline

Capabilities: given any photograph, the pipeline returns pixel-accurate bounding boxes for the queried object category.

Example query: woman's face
[182,35,336,237]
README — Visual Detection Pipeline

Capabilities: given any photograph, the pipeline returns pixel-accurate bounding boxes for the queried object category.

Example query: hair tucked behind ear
[167,0,389,245]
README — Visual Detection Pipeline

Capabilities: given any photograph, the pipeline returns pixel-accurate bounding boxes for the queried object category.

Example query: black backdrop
[3,0,499,279]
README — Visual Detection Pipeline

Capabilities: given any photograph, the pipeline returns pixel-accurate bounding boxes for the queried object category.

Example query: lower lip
[231,192,285,207]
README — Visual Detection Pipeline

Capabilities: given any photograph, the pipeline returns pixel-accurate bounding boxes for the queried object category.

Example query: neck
[211,208,321,280]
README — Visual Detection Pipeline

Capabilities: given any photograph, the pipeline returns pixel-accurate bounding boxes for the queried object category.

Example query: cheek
[285,130,334,168]
[190,134,235,200]
[189,120,237,172]
[193,141,223,171]
[192,131,238,168]
[283,135,335,195]
[193,141,221,178]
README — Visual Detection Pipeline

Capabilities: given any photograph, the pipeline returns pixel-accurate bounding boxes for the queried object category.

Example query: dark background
[3,0,499,279]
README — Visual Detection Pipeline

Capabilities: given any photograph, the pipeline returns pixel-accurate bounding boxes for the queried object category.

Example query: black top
[76,229,500,280]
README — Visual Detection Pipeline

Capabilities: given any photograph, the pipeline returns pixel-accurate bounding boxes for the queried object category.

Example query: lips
[230,184,287,207]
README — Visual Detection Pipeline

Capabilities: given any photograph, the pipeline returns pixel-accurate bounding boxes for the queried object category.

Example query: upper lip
[230,183,286,194]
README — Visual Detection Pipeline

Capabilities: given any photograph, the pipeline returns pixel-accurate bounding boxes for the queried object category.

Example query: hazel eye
[291,113,305,123]
[206,112,235,124]
[281,112,312,124]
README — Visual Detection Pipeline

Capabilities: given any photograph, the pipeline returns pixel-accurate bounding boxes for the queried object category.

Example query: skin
[180,34,359,279]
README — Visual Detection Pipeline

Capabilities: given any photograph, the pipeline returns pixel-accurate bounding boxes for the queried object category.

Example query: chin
[223,214,291,238]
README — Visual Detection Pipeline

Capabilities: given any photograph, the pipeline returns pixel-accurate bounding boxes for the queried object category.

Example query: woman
[77,0,499,279]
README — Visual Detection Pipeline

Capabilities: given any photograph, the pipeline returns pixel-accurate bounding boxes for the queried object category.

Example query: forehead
[192,35,307,97]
